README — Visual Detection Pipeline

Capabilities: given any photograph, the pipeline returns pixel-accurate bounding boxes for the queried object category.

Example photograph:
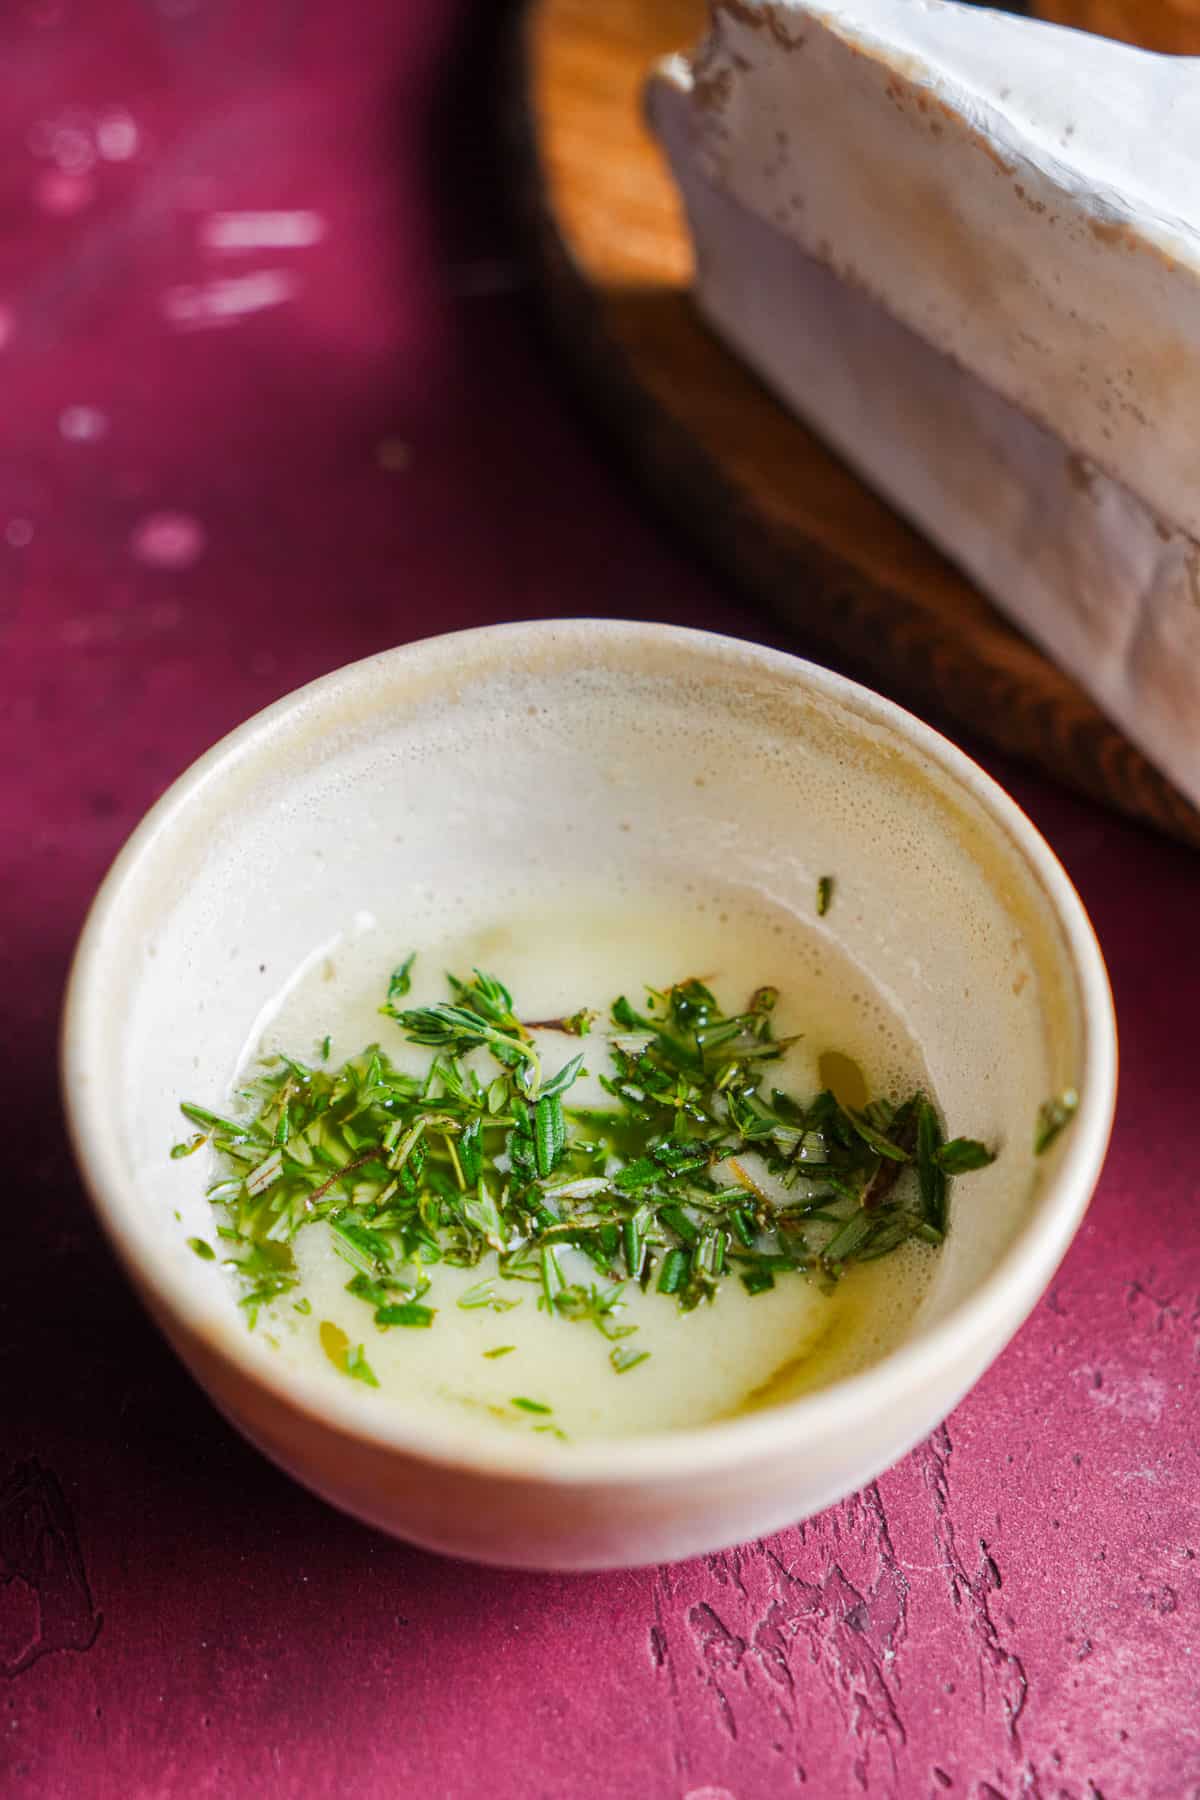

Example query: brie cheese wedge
[648,0,1200,811]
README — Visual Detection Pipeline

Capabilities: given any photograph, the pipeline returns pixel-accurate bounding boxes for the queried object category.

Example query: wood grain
[1037,0,1200,51]
[508,0,1200,849]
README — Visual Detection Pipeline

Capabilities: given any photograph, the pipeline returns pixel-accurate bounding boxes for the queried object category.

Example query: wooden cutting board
[506,0,1200,850]
[1037,0,1200,51]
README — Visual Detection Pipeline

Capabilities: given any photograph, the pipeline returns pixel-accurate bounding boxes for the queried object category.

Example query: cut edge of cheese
[649,54,1200,811]
[649,0,1200,549]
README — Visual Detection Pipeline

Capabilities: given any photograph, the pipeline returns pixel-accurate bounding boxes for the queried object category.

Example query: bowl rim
[61,618,1118,1486]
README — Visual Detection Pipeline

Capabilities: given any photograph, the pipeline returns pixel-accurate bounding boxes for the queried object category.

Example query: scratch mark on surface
[641,1417,1086,1794]
[650,1571,690,1779]
[0,1459,102,1676]
[1125,1272,1183,1335]
[917,1427,1030,1748]
[671,1484,912,1790]
[688,1600,746,1740]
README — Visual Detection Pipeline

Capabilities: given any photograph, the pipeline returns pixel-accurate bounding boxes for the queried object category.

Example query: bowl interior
[66,623,1095,1463]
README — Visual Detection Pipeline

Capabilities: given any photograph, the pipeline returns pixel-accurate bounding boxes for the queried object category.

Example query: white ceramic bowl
[62,621,1117,1569]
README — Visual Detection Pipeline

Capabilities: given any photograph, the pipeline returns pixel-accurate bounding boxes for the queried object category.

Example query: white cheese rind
[660,0,1200,545]
[650,62,1200,809]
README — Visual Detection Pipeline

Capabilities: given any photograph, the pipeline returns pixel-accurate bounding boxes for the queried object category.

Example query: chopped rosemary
[1035,1089,1079,1155]
[741,1266,776,1297]
[175,964,998,1384]
[375,1302,435,1329]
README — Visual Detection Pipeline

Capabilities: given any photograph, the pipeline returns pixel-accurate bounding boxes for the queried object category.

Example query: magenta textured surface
[2,4,1197,1797]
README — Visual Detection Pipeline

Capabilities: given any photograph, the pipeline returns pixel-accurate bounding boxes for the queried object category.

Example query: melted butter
[818,1048,870,1111]
[319,1319,350,1373]
[235,884,939,1442]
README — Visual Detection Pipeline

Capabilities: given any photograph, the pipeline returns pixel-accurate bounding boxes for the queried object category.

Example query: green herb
[512,1396,552,1415]
[375,1302,435,1329]
[177,962,996,1379]
[842,1106,910,1162]
[293,1297,312,1315]
[822,1209,875,1267]
[657,1248,690,1296]
[540,1244,565,1310]
[345,1344,379,1387]
[741,1266,776,1296]
[558,1008,596,1037]
[1035,1089,1079,1155]
[383,953,416,1007]
[523,1007,595,1036]
[457,1278,520,1313]
[483,1345,516,1359]
[817,875,835,917]
[535,1091,566,1177]
[187,1236,215,1260]
[916,1097,947,1236]
[318,1317,382,1380]
[330,1219,392,1278]
[935,1137,997,1175]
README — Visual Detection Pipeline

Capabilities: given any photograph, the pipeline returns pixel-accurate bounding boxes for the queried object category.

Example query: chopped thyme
[187,1236,215,1260]
[383,953,416,1008]
[817,875,835,917]
[1035,1089,1079,1155]
[512,1396,552,1414]
[457,1278,520,1313]
[177,963,997,1379]
[483,1345,516,1359]
[935,1137,997,1175]
[524,1007,597,1036]
[345,1344,379,1386]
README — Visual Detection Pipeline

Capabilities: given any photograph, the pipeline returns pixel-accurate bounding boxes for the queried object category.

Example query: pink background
[2,3,1197,1795]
